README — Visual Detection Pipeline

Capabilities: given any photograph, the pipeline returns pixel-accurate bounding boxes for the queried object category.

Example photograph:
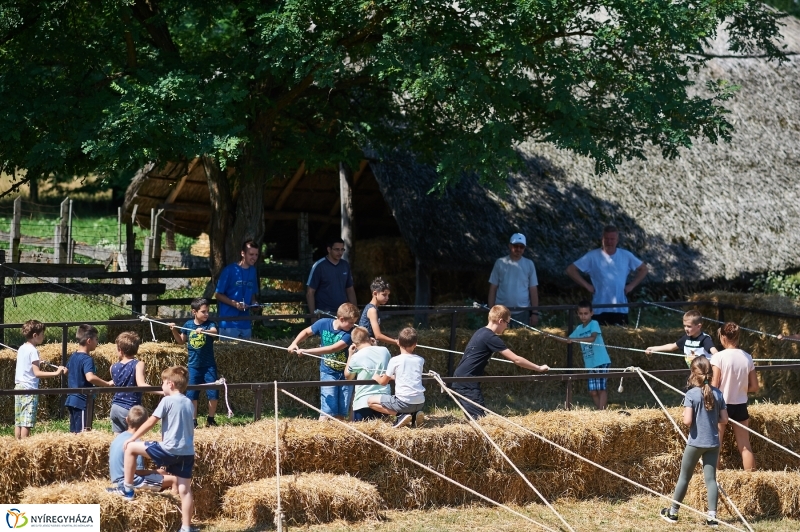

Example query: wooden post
[565,308,574,410]
[126,212,142,315]
[55,198,69,282]
[60,325,68,419]
[9,197,21,263]
[143,208,163,315]
[0,250,5,344]
[67,198,74,264]
[297,212,312,273]
[414,258,431,327]
[339,162,355,268]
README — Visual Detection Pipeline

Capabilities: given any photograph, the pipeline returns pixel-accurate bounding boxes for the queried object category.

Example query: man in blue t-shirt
[65,324,113,433]
[306,238,357,320]
[566,225,648,326]
[214,240,260,340]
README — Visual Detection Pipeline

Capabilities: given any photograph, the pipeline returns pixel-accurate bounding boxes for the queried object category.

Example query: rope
[637,368,800,462]
[441,383,746,531]
[429,371,575,532]
[634,369,753,531]
[279,388,561,532]
[643,302,787,341]
[217,378,233,418]
[274,380,284,532]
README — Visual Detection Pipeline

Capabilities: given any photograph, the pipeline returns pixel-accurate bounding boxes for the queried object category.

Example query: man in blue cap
[488,233,539,327]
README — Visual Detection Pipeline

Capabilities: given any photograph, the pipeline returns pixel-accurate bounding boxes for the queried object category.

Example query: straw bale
[19,479,182,532]
[686,470,800,519]
[222,473,384,526]
[0,438,25,503]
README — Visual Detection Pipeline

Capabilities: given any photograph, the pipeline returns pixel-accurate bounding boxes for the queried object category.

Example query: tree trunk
[228,171,266,264]
[203,156,232,285]
[28,173,39,203]
[339,162,355,268]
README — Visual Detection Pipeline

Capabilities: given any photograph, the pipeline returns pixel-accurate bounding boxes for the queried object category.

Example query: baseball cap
[509,233,526,246]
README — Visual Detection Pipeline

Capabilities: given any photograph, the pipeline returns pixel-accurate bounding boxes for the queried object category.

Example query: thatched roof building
[125,17,800,286]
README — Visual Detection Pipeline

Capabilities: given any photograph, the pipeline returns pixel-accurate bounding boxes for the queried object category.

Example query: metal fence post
[566,308,574,409]
[60,325,68,419]
[0,250,5,344]
[447,311,458,376]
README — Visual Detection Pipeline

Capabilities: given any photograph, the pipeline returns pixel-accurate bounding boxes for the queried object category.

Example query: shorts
[378,395,424,415]
[726,403,749,422]
[14,384,38,428]
[219,327,252,342]
[187,365,219,401]
[319,370,353,417]
[67,406,88,433]
[588,363,610,392]
[594,312,628,326]
[144,442,194,479]
[450,382,486,420]
[353,407,389,422]
[110,404,131,433]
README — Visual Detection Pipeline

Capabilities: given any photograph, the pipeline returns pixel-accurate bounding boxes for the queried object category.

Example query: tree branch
[130,0,180,62]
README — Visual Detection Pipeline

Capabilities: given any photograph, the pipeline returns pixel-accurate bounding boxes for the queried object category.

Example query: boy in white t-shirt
[14,320,67,439]
[368,327,425,428]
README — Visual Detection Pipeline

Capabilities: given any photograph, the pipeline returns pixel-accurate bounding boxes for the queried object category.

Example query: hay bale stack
[222,474,384,527]
[686,470,800,519]
[0,438,25,503]
[19,479,182,532]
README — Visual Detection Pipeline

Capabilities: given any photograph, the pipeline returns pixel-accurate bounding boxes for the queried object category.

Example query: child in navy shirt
[110,332,150,434]
[65,324,113,433]
[358,277,397,345]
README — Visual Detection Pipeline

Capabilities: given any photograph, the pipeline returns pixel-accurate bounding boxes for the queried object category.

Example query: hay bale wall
[19,479,182,532]
[686,470,800,519]
[222,474,384,527]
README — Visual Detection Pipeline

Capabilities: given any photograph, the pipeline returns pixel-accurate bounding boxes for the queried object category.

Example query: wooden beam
[265,162,306,234]
[263,211,339,224]
[1,282,166,298]
[0,263,106,278]
[157,203,211,214]
[164,160,198,204]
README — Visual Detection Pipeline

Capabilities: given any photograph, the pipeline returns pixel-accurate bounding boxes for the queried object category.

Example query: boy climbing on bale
[646,310,717,367]
[14,320,67,439]
[358,277,398,345]
[65,324,113,433]
[110,332,151,434]
[115,366,196,532]
[170,298,220,428]
[108,405,176,493]
[368,327,426,428]
[288,302,359,420]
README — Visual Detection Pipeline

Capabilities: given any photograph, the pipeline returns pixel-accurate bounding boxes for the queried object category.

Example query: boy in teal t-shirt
[568,301,611,410]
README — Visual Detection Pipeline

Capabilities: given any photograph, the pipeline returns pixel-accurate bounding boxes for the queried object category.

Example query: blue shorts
[319,370,353,417]
[219,327,252,342]
[187,365,219,401]
[144,442,194,479]
[588,363,610,391]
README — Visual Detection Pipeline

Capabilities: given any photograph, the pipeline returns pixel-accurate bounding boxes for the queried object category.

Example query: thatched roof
[371,17,800,282]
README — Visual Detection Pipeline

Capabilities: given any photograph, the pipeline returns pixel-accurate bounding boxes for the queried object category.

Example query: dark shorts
[726,403,749,422]
[67,406,87,433]
[187,365,219,401]
[145,441,194,479]
[353,407,389,422]
[594,312,628,326]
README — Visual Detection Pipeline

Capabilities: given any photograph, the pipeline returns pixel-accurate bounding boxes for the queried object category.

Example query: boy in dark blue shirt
[65,324,113,433]
[170,298,219,428]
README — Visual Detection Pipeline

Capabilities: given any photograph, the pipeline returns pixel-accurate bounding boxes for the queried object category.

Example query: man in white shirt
[488,233,539,327]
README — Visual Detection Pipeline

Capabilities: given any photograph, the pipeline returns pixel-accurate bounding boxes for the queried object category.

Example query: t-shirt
[488,256,538,309]
[152,393,194,456]
[454,327,507,378]
[572,248,643,314]
[307,257,354,313]
[677,332,715,367]
[311,318,353,373]
[183,320,217,368]
[65,351,96,410]
[347,346,391,410]
[568,320,611,368]
[109,432,145,483]
[358,303,379,338]
[14,343,40,389]
[111,359,142,409]
[215,263,259,329]
[684,386,727,448]
[386,353,425,404]
[710,349,755,405]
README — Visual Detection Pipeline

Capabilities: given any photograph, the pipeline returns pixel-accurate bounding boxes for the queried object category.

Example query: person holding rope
[65,324,113,433]
[660,356,728,527]
[451,305,549,420]
[646,310,718,367]
[566,301,611,410]
[214,240,260,340]
[711,322,758,471]
[358,277,398,345]
[110,332,152,434]
[344,326,392,421]
[368,327,426,428]
[306,238,357,321]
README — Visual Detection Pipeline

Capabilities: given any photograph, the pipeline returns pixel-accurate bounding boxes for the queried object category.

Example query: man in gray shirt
[488,233,539,327]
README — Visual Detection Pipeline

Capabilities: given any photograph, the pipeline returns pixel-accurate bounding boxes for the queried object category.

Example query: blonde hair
[161,366,189,393]
[337,303,359,321]
[398,327,418,349]
[126,405,149,429]
[683,310,702,326]
[488,305,510,323]
[718,322,740,347]
[688,356,716,411]
[350,326,371,345]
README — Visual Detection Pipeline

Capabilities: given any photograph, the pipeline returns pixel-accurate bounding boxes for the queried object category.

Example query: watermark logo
[5,509,28,529]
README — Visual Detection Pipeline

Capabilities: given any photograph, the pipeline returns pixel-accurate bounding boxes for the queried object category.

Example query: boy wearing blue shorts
[116,366,196,532]
[288,302,358,420]
[568,301,612,410]
[170,298,219,428]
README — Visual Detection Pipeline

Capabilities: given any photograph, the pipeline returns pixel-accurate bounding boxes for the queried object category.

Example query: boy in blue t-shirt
[170,298,219,428]
[288,302,359,420]
[567,301,612,410]
[65,324,113,433]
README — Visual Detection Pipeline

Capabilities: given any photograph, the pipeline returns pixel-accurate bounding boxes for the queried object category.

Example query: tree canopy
[0,0,788,268]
